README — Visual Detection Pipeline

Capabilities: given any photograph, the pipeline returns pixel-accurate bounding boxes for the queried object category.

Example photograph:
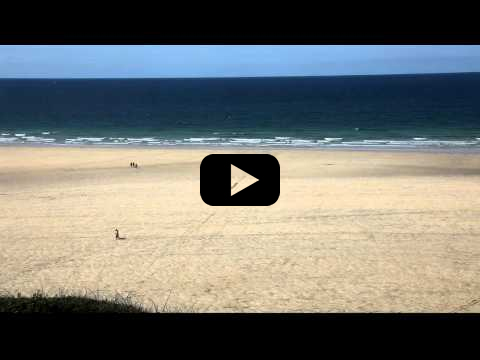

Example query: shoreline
[2,143,480,155]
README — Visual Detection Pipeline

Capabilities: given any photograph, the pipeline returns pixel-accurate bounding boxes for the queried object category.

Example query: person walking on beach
[114,228,120,240]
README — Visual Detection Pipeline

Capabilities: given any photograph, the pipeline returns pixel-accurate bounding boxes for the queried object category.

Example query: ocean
[1,73,480,149]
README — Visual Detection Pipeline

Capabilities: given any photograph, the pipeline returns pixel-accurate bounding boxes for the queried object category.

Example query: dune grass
[0,289,191,313]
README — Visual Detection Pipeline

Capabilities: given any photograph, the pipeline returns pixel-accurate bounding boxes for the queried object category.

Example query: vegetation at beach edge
[0,289,191,313]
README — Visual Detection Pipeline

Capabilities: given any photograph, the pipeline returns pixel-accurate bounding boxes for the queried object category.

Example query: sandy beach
[1,145,480,312]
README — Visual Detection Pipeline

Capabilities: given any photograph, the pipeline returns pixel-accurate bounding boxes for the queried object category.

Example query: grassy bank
[0,290,185,313]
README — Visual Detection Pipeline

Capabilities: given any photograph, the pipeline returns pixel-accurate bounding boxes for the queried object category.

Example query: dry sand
[1,146,480,312]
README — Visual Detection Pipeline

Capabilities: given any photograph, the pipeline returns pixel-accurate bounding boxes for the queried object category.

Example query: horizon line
[0,71,479,80]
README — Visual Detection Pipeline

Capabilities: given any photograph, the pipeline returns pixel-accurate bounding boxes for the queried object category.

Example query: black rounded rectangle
[200,154,280,206]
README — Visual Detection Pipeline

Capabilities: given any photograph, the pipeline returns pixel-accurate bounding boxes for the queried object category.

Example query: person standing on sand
[114,228,120,240]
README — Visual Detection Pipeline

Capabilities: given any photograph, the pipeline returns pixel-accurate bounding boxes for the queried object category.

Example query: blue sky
[1,45,480,78]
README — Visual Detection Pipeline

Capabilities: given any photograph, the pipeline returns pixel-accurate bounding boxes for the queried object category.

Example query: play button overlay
[201,154,280,206]
[231,164,259,196]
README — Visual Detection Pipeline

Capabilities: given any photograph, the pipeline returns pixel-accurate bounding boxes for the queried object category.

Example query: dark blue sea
[1,73,480,149]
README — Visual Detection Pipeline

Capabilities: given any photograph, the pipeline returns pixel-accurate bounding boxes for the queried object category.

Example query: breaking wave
[2,131,480,150]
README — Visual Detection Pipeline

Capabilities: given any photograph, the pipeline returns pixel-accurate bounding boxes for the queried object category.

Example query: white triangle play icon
[231,164,259,196]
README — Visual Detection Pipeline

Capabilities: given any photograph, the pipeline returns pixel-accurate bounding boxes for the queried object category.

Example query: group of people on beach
[130,162,138,168]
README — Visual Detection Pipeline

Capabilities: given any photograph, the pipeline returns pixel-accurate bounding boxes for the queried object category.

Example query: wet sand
[1,146,480,312]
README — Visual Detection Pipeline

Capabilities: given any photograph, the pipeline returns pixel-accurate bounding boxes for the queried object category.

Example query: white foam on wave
[42,132,50,135]
[421,140,474,146]
[217,142,243,146]
[75,137,105,142]
[382,140,476,147]
[330,141,416,148]
[98,142,130,145]
[22,134,480,149]
[1,133,10,136]
[1,135,57,144]
[336,141,368,146]
[259,143,291,146]
[0,137,18,143]
[291,139,316,145]
[262,140,284,145]
[230,138,263,144]
[362,140,390,144]
[18,136,56,143]
[126,137,156,142]
[184,137,220,142]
